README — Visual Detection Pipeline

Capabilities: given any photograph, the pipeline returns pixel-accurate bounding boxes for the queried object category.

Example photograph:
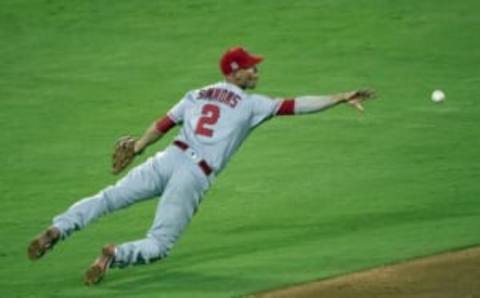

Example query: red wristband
[155,115,176,133]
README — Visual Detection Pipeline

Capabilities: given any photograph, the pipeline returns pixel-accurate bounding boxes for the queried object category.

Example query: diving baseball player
[27,47,374,285]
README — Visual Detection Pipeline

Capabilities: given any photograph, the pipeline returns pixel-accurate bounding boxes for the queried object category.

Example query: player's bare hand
[343,89,376,112]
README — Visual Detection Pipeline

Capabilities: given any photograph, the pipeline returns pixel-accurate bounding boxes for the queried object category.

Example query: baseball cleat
[27,226,61,261]
[84,244,116,286]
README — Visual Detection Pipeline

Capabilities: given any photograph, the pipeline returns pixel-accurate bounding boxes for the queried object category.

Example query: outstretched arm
[278,89,375,115]
[134,115,177,153]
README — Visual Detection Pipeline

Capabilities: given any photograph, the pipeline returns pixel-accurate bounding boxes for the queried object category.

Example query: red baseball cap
[220,47,263,75]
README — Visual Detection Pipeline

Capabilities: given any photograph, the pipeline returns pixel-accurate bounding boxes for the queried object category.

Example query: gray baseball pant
[52,146,210,267]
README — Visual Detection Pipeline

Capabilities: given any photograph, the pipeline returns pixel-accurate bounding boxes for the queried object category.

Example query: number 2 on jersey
[195,104,220,137]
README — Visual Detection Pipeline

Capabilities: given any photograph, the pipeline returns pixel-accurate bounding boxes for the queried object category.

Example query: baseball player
[28,47,374,285]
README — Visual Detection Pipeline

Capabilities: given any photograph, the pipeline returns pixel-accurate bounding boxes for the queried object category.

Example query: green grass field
[1,0,479,297]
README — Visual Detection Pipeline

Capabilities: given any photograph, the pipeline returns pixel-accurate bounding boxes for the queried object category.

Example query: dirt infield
[255,246,480,298]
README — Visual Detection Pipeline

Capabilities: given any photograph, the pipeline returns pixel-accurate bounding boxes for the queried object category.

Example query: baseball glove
[112,136,138,175]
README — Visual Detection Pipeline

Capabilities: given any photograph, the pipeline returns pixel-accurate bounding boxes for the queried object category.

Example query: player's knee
[101,186,130,212]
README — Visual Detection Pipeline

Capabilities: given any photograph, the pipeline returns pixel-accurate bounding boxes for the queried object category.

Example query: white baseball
[431,90,446,103]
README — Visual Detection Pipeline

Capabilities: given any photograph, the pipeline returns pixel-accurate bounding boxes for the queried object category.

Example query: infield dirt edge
[251,245,480,298]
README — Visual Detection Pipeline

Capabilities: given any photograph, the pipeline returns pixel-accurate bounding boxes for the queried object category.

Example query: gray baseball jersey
[169,81,284,174]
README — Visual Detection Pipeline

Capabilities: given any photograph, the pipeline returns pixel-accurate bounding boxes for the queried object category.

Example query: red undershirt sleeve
[155,115,177,133]
[276,99,296,116]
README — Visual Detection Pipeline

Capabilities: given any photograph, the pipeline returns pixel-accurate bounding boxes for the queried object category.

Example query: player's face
[233,66,259,89]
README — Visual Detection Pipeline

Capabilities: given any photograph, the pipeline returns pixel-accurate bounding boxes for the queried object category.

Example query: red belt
[173,140,213,176]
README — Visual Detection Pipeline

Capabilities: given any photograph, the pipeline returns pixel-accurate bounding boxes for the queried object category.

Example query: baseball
[431,90,446,103]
